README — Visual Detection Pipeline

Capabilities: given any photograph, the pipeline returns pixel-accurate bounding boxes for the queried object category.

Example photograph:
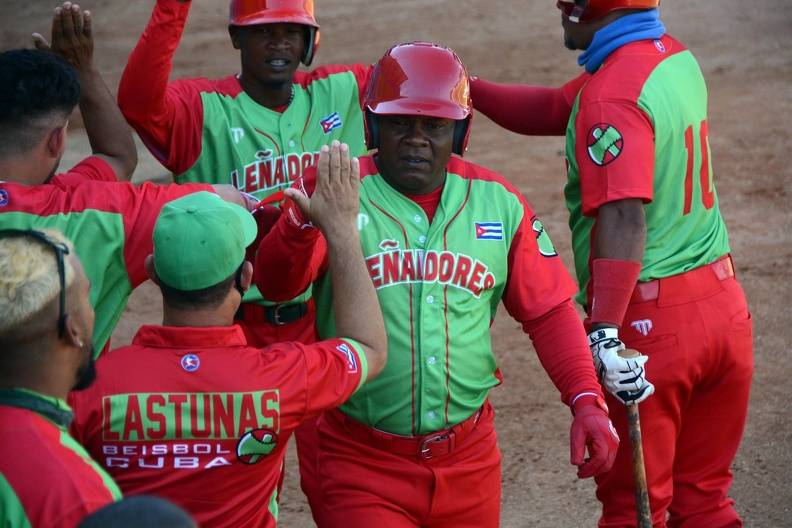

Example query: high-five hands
[285,140,360,236]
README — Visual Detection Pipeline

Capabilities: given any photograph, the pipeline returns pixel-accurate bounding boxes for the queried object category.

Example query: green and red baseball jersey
[68,325,367,528]
[0,163,212,354]
[0,389,121,528]
[256,156,603,436]
[564,35,730,304]
[118,0,371,308]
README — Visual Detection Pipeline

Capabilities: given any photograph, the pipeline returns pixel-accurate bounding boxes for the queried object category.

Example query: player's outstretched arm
[287,142,387,380]
[470,73,589,136]
[117,0,194,173]
[33,3,137,181]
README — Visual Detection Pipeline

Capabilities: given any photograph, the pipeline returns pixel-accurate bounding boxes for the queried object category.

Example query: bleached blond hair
[0,229,76,336]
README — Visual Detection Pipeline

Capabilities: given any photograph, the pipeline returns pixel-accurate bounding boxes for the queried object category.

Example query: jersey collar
[132,324,249,349]
[0,388,73,428]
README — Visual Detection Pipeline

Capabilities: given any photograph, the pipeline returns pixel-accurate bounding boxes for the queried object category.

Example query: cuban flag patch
[320,112,343,134]
[336,343,358,373]
[475,222,503,240]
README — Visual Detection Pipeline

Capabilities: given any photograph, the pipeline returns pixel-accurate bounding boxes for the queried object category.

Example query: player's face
[376,115,455,195]
[231,23,306,87]
[561,13,594,50]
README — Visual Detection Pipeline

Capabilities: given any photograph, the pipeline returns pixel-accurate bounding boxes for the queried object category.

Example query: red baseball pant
[595,259,753,528]
[315,403,502,528]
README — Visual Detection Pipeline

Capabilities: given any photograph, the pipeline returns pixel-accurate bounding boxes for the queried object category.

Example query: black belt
[239,302,309,326]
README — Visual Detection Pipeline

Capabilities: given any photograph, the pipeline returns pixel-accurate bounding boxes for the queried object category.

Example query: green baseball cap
[153,192,257,291]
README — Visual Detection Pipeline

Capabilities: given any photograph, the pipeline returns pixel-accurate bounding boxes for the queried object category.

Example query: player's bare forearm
[326,226,387,380]
[77,66,138,180]
[591,198,645,330]
[293,143,387,379]
[593,199,646,262]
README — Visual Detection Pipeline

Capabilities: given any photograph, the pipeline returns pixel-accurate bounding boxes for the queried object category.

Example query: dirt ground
[4,1,790,526]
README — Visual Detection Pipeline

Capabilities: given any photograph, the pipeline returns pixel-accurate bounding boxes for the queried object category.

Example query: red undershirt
[402,183,444,223]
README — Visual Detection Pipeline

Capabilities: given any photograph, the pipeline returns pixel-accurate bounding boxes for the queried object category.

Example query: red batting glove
[247,205,282,263]
[282,171,317,230]
[570,395,619,479]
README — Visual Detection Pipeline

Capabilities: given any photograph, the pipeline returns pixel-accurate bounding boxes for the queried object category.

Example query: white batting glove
[588,327,654,406]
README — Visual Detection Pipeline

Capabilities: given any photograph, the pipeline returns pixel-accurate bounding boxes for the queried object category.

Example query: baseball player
[0,47,244,355]
[0,230,122,528]
[255,42,619,527]
[117,0,373,509]
[69,147,388,528]
[471,1,754,526]
[117,0,371,347]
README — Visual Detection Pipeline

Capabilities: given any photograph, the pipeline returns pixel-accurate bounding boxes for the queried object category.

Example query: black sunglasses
[0,229,70,337]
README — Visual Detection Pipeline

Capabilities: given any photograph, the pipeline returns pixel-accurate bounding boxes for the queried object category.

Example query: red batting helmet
[229,0,320,65]
[557,0,659,23]
[364,42,472,156]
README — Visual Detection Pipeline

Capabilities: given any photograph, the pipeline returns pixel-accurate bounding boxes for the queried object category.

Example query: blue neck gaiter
[578,9,666,73]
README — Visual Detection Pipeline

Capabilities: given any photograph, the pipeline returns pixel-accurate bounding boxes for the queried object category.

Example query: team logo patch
[630,319,653,336]
[320,112,343,134]
[587,123,623,166]
[336,343,358,373]
[379,239,400,250]
[0,189,8,207]
[236,429,278,464]
[475,222,503,240]
[531,218,558,257]
[180,354,200,372]
[654,39,666,53]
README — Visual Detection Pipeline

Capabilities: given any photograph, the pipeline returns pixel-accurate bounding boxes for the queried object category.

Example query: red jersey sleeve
[298,337,368,419]
[470,73,589,136]
[119,182,213,286]
[117,0,205,174]
[575,100,655,216]
[522,300,604,406]
[51,156,118,187]
[254,166,327,301]
[502,206,578,323]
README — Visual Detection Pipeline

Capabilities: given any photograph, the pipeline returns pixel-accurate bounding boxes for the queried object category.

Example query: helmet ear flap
[365,112,379,150]
[452,117,471,156]
[303,26,320,66]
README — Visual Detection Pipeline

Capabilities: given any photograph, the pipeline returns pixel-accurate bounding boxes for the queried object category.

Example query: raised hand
[285,140,360,237]
[33,2,94,72]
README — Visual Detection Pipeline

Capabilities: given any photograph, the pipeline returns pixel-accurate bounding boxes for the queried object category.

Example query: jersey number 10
[683,119,714,215]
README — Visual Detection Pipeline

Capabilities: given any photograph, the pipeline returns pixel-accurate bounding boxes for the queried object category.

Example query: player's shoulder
[448,156,537,217]
[170,74,244,99]
[448,156,522,197]
[582,34,689,105]
[294,64,369,89]
[0,179,134,215]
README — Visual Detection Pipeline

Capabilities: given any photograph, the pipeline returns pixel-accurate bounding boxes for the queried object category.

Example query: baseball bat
[619,348,653,528]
